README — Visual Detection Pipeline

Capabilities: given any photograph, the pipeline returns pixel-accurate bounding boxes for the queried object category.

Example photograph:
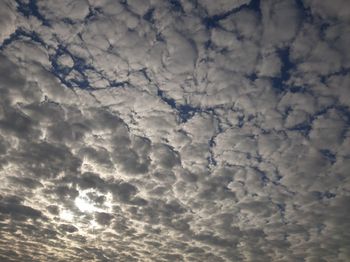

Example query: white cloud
[0,1,17,45]
[261,0,301,48]
[199,0,250,16]
[0,0,350,261]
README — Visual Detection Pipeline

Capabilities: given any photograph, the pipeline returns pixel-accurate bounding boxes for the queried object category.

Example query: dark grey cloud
[58,223,78,233]
[94,212,113,226]
[0,200,42,221]
[0,0,349,261]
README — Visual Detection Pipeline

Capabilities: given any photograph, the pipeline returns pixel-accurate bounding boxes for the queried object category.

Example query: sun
[58,189,113,228]
[74,194,99,213]
[75,196,94,213]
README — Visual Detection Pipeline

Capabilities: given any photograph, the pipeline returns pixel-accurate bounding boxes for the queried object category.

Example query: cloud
[0,0,349,261]
[0,1,18,45]
[0,199,42,221]
[199,0,250,16]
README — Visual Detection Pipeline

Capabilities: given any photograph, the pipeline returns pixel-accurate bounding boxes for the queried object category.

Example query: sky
[0,0,349,261]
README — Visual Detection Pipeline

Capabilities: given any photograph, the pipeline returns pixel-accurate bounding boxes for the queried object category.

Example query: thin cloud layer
[0,0,349,261]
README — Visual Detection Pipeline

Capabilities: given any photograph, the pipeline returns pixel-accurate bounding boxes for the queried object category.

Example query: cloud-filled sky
[0,0,349,261]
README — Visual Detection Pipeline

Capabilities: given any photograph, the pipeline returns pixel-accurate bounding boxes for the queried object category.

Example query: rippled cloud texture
[0,0,350,261]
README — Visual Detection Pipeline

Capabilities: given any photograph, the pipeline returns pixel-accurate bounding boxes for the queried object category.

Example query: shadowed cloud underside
[0,0,350,261]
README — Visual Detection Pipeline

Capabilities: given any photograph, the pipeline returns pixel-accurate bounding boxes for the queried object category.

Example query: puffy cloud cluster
[0,0,349,261]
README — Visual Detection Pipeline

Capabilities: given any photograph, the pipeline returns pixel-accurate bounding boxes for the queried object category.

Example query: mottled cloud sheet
[0,0,349,261]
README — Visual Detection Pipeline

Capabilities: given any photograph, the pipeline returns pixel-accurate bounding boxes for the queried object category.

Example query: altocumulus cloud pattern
[0,0,350,261]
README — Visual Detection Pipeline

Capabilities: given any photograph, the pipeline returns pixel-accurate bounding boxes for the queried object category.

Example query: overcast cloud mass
[0,0,350,261]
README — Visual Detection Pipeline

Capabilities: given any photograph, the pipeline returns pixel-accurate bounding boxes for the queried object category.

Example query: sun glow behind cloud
[60,209,74,222]
[75,194,99,213]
